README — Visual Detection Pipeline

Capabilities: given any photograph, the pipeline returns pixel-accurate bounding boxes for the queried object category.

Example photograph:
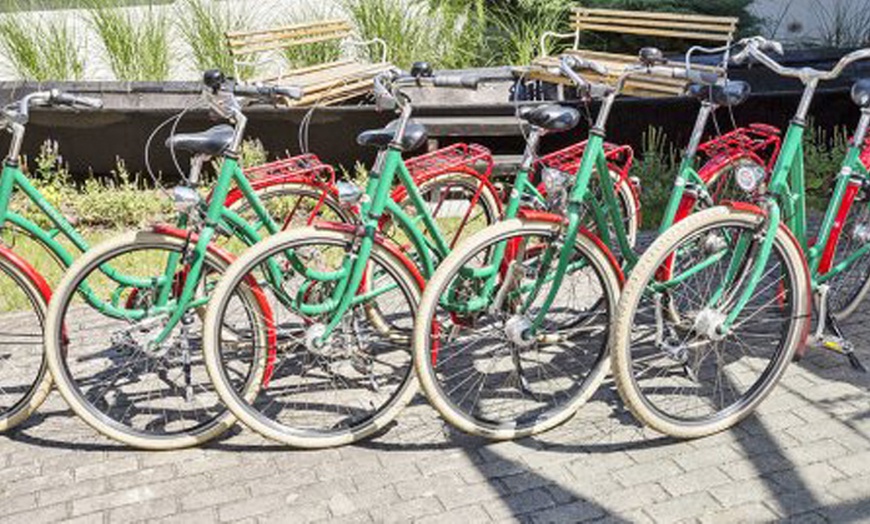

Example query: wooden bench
[226,20,391,106]
[528,7,738,97]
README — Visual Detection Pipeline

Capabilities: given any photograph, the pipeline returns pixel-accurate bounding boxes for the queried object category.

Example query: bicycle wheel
[44,231,269,449]
[386,171,502,255]
[0,250,52,431]
[822,193,870,320]
[413,218,622,439]
[203,226,420,448]
[612,206,811,438]
[221,182,352,252]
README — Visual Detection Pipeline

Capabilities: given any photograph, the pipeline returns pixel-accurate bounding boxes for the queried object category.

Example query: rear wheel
[44,231,268,449]
[413,218,622,439]
[612,206,811,438]
[203,227,420,448]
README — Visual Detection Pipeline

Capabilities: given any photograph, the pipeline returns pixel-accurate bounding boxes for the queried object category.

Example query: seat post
[520,128,543,172]
[685,101,715,160]
[853,107,870,148]
[189,154,208,186]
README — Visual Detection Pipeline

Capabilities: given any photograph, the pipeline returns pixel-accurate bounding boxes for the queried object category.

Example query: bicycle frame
[667,84,870,333]
[306,125,545,341]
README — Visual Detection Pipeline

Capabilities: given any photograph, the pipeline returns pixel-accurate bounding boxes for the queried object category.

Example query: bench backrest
[572,7,738,44]
[226,19,353,56]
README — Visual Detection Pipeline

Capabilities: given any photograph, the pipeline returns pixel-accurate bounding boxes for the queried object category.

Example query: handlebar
[373,68,483,111]
[232,83,304,102]
[50,90,104,109]
[731,35,870,82]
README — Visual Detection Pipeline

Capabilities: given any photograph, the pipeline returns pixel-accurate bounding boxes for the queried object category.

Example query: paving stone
[217,493,295,522]
[437,480,505,511]
[417,504,491,524]
[529,500,607,523]
[75,457,139,481]
[596,482,671,514]
[612,459,683,487]
[483,488,556,520]
[660,466,732,497]
[699,502,780,523]
[107,497,179,523]
[368,496,444,523]
[645,492,722,524]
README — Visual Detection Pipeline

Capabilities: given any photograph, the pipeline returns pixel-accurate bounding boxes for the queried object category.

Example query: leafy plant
[486,0,570,65]
[87,0,170,81]
[629,127,679,228]
[177,0,251,75]
[342,0,478,69]
[0,11,83,81]
[811,0,870,48]
[804,120,850,209]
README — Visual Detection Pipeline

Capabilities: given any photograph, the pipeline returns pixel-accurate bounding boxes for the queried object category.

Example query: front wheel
[611,206,811,438]
[44,231,267,449]
[203,226,420,448]
[413,218,623,439]
[0,251,52,431]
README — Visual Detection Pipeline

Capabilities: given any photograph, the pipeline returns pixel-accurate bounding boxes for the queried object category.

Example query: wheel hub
[504,315,535,348]
[693,308,727,341]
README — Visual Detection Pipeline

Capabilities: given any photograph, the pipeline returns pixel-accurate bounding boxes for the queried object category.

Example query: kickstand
[827,312,868,373]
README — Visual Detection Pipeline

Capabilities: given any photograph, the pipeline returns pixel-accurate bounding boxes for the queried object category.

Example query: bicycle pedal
[809,334,852,354]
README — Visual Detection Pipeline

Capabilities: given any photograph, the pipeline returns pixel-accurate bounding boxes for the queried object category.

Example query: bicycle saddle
[852,79,870,107]
[687,80,751,108]
[166,124,235,156]
[519,105,580,133]
[357,119,428,152]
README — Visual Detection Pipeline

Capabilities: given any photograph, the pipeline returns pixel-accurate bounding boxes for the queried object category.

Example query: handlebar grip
[433,74,480,89]
[273,86,304,101]
[52,91,104,109]
[233,84,303,102]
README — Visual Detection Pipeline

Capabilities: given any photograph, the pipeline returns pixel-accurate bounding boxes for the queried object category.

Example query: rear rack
[405,143,494,180]
[535,140,634,181]
[245,153,336,184]
[698,124,782,171]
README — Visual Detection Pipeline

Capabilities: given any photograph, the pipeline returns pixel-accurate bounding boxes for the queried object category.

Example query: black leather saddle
[687,81,751,108]
[166,124,234,156]
[852,79,870,107]
[357,119,428,152]
[519,105,580,133]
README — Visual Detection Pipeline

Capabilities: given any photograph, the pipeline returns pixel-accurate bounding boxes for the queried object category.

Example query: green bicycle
[408,45,785,439]
[196,60,641,447]
[41,75,320,449]
[611,37,870,438]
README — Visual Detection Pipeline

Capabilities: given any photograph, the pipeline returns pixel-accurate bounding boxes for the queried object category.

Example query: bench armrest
[540,31,579,58]
[343,37,389,63]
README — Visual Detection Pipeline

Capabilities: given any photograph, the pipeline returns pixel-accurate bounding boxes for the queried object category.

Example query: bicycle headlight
[173,186,201,213]
[542,167,571,195]
[734,160,766,193]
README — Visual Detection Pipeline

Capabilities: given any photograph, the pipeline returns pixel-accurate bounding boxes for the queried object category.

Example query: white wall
[750,0,870,44]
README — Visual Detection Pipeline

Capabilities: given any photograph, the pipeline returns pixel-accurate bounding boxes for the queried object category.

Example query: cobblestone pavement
[0,338,866,524]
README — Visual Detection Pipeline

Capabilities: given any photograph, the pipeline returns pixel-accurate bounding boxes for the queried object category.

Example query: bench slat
[575,16,735,34]
[572,23,733,42]
[574,7,738,25]
[227,19,350,40]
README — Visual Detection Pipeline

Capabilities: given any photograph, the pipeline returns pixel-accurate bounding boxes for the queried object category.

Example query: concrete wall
[750,0,870,44]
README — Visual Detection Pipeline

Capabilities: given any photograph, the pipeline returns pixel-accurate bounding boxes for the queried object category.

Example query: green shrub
[629,127,679,229]
[87,0,170,81]
[177,0,250,76]
[0,11,83,81]
[803,120,850,210]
